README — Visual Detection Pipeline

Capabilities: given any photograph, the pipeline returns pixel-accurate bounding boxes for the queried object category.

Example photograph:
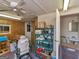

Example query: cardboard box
[38,22,46,28]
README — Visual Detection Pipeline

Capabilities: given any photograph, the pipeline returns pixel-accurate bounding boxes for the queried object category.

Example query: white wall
[60,7,79,16]
[60,14,79,40]
[38,12,56,26]
[61,15,79,36]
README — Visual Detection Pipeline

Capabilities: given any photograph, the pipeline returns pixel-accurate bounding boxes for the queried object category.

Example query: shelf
[36,44,53,48]
[35,34,44,36]
[0,49,10,56]
[35,34,53,36]
[35,28,54,30]
[35,27,54,53]
[36,46,53,52]
[0,36,10,56]
[36,40,53,44]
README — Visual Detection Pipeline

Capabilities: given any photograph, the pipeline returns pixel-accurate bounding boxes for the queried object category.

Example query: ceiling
[69,0,79,8]
[0,0,79,20]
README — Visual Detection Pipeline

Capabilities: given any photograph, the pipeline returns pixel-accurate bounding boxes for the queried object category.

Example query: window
[0,24,11,34]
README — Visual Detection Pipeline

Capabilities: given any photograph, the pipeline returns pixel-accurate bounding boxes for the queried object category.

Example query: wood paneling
[0,19,25,40]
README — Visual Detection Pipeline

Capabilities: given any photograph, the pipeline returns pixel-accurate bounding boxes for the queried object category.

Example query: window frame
[0,24,11,34]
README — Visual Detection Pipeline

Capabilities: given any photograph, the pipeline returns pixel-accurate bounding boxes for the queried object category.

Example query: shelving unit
[35,26,54,54]
[0,36,10,56]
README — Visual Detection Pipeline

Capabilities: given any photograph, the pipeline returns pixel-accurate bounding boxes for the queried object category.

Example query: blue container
[0,36,8,42]
[52,56,56,59]
[52,56,62,59]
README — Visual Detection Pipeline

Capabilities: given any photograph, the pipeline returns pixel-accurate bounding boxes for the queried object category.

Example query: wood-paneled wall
[0,19,25,40]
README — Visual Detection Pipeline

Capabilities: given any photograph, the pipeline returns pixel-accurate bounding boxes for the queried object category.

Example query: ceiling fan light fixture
[13,9,17,11]
[63,0,70,11]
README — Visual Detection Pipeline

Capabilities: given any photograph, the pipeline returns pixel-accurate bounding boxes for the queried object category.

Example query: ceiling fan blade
[13,8,23,16]
[0,10,12,11]
[2,0,10,7]
[17,0,25,7]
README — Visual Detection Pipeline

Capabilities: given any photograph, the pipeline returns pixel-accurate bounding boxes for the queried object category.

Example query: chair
[15,35,32,59]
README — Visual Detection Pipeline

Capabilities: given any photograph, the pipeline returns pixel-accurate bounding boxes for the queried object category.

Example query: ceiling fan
[0,0,26,16]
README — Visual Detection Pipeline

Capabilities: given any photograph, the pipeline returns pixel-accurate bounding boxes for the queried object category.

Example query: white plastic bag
[10,42,16,52]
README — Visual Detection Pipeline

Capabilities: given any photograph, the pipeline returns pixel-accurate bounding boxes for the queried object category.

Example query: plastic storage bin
[52,56,56,59]
[0,36,8,42]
